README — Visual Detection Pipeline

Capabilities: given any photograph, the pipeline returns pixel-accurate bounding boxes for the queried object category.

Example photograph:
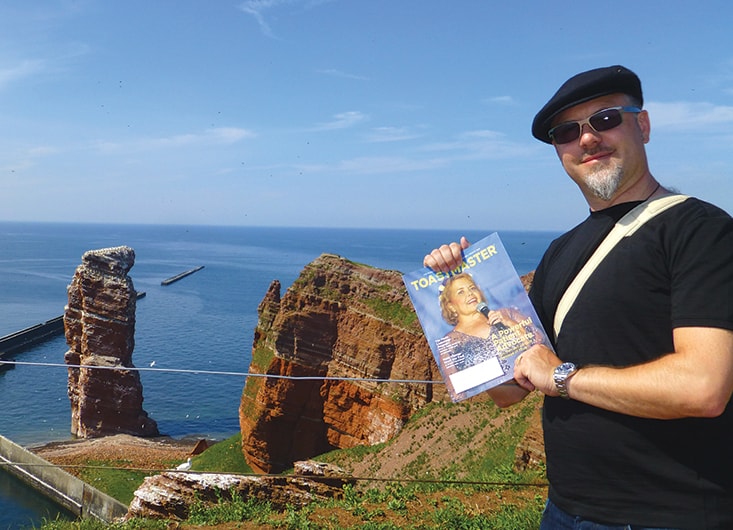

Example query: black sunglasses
[548,106,642,144]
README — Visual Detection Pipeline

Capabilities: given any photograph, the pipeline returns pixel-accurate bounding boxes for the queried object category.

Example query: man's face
[551,94,650,204]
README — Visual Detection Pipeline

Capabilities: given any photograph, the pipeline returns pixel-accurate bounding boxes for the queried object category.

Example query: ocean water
[0,222,559,527]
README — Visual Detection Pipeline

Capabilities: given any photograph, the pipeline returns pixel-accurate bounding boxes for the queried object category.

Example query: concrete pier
[0,435,128,522]
[0,317,64,359]
[161,265,204,286]
[0,292,146,362]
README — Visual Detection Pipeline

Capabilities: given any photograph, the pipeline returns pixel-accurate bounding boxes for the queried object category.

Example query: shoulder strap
[553,194,689,338]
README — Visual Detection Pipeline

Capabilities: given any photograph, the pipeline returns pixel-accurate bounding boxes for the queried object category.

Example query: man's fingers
[423,237,471,271]
[424,242,463,271]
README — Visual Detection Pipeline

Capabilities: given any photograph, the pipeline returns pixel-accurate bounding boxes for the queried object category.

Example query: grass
[190,432,252,474]
[37,489,544,530]
[37,482,543,529]
[74,460,159,506]
[362,297,418,328]
[35,397,545,530]
[63,433,253,509]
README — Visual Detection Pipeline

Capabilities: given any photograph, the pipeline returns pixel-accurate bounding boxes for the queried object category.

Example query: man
[423,65,733,529]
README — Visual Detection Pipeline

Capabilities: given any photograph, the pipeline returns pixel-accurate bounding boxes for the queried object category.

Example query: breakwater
[161,266,205,286]
[0,292,146,362]
[0,435,127,522]
[0,317,64,360]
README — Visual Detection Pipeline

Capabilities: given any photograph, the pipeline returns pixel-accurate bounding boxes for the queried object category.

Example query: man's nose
[578,123,602,146]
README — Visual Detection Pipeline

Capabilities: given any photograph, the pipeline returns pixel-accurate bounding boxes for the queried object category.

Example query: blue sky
[1,1,732,231]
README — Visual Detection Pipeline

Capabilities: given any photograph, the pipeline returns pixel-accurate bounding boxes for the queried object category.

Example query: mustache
[583,145,611,157]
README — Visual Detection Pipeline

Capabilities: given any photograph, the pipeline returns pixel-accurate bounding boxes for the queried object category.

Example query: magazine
[403,233,553,402]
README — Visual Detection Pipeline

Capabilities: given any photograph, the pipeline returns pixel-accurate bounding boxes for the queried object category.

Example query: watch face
[558,362,575,375]
[554,362,577,399]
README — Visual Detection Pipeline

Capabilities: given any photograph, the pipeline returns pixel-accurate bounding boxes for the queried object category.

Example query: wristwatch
[553,362,578,399]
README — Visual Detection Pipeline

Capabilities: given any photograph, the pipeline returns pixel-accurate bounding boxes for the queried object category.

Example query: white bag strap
[553,194,689,338]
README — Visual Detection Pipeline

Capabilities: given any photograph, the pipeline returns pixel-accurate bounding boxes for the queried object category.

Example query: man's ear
[637,109,651,144]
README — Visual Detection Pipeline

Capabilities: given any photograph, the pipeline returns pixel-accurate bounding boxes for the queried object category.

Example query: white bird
[175,458,192,471]
[149,361,156,367]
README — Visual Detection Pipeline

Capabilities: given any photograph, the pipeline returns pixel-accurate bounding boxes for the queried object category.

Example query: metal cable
[0,359,444,385]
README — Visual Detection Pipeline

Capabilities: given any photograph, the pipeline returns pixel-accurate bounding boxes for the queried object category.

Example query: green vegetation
[363,297,417,328]
[37,485,544,529]
[36,397,545,530]
[251,343,276,371]
[36,517,168,530]
[240,344,272,418]
[190,432,252,474]
[73,460,161,506]
[186,494,274,526]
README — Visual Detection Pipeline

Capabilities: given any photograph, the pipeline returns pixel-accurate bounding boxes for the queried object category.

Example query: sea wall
[0,317,64,359]
[0,435,127,522]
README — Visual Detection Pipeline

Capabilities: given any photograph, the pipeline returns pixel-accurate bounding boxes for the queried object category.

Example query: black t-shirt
[529,197,733,529]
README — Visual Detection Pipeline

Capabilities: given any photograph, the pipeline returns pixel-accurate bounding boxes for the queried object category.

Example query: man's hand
[513,344,563,396]
[423,236,471,272]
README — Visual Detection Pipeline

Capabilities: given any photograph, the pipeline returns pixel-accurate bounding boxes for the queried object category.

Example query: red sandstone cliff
[64,246,158,438]
[239,254,445,473]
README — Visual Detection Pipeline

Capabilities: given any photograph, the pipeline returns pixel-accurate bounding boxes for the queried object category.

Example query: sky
[1,1,732,231]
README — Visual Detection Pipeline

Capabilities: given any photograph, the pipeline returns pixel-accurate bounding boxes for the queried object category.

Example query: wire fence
[1,359,444,385]
[0,460,548,488]
[0,358,548,490]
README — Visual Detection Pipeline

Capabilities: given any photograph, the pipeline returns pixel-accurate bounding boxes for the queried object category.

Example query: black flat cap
[532,65,643,144]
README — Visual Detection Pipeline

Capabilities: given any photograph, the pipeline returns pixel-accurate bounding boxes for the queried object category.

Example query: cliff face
[64,246,158,438]
[239,254,444,474]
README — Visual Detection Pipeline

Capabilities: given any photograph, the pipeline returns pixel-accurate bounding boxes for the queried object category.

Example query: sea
[0,222,559,529]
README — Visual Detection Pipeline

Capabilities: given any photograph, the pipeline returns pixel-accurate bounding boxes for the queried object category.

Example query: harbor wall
[0,290,146,361]
[0,316,64,359]
[0,435,128,522]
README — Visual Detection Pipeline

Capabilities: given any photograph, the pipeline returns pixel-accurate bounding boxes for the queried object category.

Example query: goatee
[585,160,623,201]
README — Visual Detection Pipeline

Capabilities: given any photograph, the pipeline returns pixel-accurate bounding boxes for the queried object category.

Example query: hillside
[34,390,546,528]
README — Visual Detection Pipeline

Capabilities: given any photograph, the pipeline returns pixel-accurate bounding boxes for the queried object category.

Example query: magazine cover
[403,233,553,402]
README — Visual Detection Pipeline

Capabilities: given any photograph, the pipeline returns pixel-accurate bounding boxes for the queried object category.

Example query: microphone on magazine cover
[476,302,508,331]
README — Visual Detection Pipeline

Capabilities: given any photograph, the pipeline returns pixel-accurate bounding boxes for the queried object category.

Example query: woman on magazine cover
[437,273,541,375]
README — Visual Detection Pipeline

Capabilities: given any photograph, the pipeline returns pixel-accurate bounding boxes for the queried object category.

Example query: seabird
[176,458,192,471]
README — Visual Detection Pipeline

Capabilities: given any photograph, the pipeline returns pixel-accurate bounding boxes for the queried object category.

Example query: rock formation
[239,254,445,474]
[126,460,353,520]
[64,246,158,438]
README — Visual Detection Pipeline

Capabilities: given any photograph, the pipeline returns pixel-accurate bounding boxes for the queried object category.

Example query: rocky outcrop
[126,461,354,520]
[64,246,158,438]
[239,254,444,474]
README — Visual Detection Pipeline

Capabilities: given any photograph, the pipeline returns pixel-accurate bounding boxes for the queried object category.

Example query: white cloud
[238,0,336,37]
[423,130,529,160]
[93,127,256,154]
[0,144,59,173]
[311,111,367,131]
[207,127,257,143]
[645,101,733,130]
[0,59,46,89]
[316,68,369,81]
[294,129,533,176]
[299,155,448,175]
[365,126,422,143]
[27,145,59,157]
[238,0,284,37]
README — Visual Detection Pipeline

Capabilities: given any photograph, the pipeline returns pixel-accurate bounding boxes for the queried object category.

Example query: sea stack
[64,246,158,438]
[239,253,444,474]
